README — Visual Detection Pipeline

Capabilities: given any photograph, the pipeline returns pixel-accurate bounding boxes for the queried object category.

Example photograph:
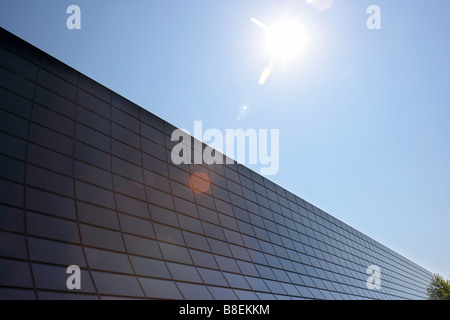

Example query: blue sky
[1,0,449,279]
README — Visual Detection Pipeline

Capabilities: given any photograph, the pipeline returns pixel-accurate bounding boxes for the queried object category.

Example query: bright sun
[264,19,307,64]
[251,17,308,84]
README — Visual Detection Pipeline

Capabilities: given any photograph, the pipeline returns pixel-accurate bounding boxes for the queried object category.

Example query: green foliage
[427,273,450,300]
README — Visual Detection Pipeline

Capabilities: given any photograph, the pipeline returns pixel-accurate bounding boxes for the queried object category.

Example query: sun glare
[251,17,308,84]
[264,19,307,64]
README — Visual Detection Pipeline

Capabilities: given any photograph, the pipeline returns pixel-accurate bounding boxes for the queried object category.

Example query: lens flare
[189,171,211,194]
[237,105,251,119]
[258,62,273,85]
[306,0,335,12]
[251,17,268,31]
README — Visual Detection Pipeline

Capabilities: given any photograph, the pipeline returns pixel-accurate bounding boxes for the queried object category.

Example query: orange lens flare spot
[189,172,211,194]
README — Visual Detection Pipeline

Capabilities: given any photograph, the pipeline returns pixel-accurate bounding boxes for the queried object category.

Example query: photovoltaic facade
[0,28,432,300]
